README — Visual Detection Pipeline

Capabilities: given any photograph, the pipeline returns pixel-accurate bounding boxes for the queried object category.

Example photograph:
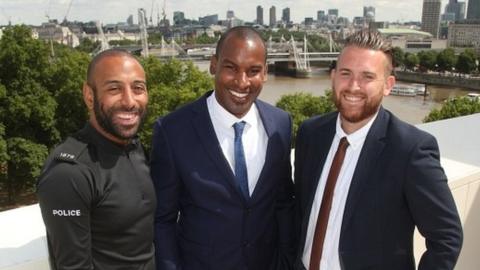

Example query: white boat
[391,84,417,96]
[391,83,427,97]
[467,93,480,101]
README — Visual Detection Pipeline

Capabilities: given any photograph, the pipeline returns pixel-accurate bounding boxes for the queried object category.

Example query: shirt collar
[208,90,259,130]
[335,111,379,151]
[81,122,140,155]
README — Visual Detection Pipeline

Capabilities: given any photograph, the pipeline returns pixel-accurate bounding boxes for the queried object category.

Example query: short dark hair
[86,49,140,88]
[343,30,394,75]
[215,26,267,62]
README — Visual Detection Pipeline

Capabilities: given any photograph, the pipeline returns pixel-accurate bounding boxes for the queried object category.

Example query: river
[194,62,472,125]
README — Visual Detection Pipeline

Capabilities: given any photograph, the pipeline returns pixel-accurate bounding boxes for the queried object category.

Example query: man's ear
[263,64,268,82]
[209,55,217,75]
[83,82,94,111]
[384,75,396,96]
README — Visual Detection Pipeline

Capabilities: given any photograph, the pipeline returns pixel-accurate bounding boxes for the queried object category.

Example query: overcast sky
[1,0,449,26]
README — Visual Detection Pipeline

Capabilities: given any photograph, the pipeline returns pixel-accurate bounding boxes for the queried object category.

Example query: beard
[332,88,383,124]
[93,93,147,141]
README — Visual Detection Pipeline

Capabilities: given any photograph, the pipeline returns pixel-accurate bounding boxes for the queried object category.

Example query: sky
[1,0,450,26]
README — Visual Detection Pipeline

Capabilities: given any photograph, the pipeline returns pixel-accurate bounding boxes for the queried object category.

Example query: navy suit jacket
[294,108,463,270]
[151,91,295,270]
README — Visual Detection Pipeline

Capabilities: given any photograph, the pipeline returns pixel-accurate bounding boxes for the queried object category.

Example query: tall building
[448,20,480,46]
[467,0,480,19]
[363,6,376,23]
[227,10,235,19]
[256,5,264,25]
[269,6,276,27]
[328,9,339,16]
[421,0,441,38]
[282,7,290,24]
[173,11,185,25]
[126,15,134,25]
[317,10,326,22]
[199,14,218,26]
[445,0,466,20]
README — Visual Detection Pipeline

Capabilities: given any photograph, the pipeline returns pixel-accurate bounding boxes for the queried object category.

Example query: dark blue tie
[233,121,249,199]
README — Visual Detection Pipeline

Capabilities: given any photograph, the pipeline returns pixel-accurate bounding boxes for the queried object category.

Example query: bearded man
[37,49,156,270]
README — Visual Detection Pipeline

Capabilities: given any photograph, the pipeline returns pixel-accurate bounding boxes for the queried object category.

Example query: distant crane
[63,0,74,23]
[149,0,155,25]
[95,21,110,53]
[138,8,149,57]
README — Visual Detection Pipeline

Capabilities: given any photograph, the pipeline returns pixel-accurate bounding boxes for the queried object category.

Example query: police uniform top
[37,123,156,270]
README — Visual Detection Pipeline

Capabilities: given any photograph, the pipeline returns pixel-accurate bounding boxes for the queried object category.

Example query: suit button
[245,207,251,215]
[243,241,250,247]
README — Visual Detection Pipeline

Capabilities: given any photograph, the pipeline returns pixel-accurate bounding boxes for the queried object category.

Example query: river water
[194,62,472,125]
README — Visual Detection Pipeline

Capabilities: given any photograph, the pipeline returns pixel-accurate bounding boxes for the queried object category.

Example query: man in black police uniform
[37,49,156,270]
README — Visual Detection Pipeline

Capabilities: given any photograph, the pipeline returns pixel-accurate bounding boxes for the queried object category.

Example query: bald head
[86,49,141,88]
[215,26,267,63]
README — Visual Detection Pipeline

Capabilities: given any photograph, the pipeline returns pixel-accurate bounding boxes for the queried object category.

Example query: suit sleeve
[150,120,182,270]
[37,163,93,270]
[273,114,296,270]
[404,134,463,270]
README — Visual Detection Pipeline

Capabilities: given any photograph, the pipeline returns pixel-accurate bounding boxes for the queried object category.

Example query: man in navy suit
[294,30,463,270]
[151,26,294,270]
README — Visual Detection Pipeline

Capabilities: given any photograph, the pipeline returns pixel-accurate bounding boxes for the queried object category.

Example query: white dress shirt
[302,113,378,270]
[206,92,268,196]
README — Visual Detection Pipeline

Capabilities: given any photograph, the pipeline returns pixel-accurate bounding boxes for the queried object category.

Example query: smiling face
[210,34,267,118]
[331,45,395,134]
[83,55,148,145]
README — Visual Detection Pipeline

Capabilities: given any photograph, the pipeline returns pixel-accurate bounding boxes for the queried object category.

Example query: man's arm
[150,120,181,270]
[37,163,93,270]
[274,115,296,270]
[405,134,463,270]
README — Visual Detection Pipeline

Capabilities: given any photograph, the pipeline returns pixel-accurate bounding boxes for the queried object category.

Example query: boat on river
[391,83,427,97]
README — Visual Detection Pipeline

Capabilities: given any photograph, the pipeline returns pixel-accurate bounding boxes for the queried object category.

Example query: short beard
[92,91,147,141]
[332,88,381,124]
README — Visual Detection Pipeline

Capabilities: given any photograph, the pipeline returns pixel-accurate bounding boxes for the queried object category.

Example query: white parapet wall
[0,204,49,270]
[1,113,479,269]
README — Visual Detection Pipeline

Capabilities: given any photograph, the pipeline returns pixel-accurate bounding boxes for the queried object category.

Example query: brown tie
[309,137,349,270]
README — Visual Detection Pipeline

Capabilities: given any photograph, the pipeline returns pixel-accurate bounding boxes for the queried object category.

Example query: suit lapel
[190,92,246,201]
[248,100,276,202]
[341,108,389,230]
[299,115,336,249]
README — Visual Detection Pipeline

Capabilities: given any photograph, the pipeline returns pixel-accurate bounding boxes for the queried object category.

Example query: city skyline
[1,0,455,26]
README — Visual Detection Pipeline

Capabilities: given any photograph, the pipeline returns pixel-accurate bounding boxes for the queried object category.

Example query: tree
[276,92,335,145]
[424,96,480,122]
[404,53,419,71]
[436,48,456,72]
[392,47,405,68]
[455,49,477,74]
[139,57,213,150]
[75,37,101,54]
[5,138,48,203]
[418,50,438,71]
[46,45,90,139]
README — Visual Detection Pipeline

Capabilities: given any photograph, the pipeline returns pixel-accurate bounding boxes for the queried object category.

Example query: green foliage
[392,47,405,68]
[195,33,218,44]
[455,49,477,74]
[75,37,101,54]
[404,53,419,70]
[46,46,90,139]
[0,25,90,206]
[424,96,480,123]
[418,50,438,71]
[276,92,335,145]
[5,138,48,203]
[109,39,138,46]
[436,48,457,72]
[139,57,213,150]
